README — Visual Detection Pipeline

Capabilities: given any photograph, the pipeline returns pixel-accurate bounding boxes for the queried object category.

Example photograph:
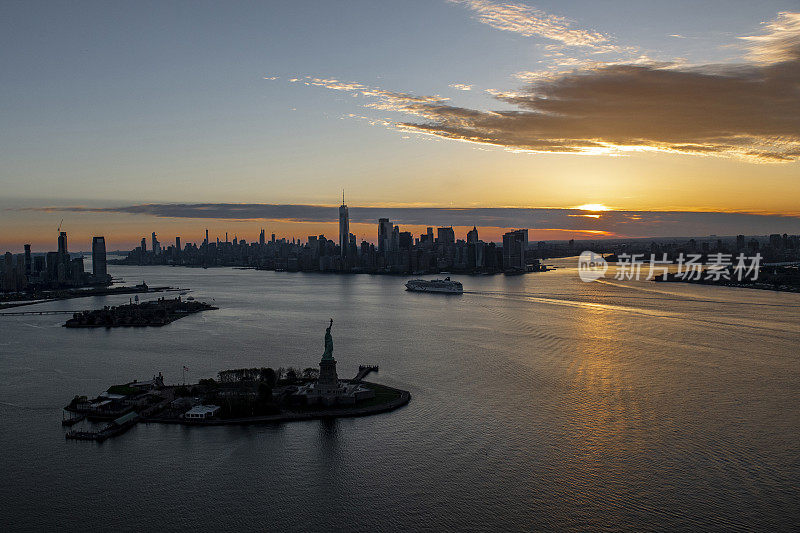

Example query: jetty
[354,365,379,382]
[2,310,81,317]
[66,411,139,442]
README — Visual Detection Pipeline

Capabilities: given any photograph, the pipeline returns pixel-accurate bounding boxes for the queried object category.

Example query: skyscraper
[152,232,160,255]
[378,218,392,255]
[437,227,455,245]
[502,229,528,270]
[259,229,265,246]
[391,225,400,252]
[92,236,107,279]
[467,226,479,244]
[57,231,68,256]
[24,244,31,275]
[339,192,349,259]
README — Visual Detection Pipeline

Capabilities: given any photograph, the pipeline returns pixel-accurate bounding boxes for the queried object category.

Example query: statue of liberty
[322,318,334,360]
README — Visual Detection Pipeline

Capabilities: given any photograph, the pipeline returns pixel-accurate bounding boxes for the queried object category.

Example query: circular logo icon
[578,251,607,282]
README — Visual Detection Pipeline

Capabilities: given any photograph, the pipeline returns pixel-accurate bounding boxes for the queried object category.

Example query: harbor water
[1,259,799,531]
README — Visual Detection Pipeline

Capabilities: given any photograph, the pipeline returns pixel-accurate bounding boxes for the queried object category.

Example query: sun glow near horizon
[576,204,612,212]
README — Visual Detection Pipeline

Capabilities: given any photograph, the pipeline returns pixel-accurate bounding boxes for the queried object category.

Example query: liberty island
[63,319,409,440]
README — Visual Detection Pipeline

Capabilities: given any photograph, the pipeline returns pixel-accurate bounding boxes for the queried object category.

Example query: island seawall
[146,381,410,426]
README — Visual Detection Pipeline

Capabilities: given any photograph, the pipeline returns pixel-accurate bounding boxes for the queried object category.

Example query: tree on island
[218,367,276,384]
[260,367,277,388]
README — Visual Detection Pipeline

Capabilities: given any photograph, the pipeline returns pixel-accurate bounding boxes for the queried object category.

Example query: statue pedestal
[317,358,339,395]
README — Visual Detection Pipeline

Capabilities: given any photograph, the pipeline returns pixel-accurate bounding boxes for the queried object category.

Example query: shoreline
[0,285,181,310]
[109,261,547,276]
[145,384,411,426]
[653,277,800,293]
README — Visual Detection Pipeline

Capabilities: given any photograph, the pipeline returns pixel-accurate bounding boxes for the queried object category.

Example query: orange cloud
[294,12,800,163]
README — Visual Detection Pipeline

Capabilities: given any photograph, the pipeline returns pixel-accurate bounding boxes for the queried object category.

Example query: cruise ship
[405,277,463,294]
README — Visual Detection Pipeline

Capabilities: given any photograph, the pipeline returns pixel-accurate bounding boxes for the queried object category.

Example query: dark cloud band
[23,203,800,238]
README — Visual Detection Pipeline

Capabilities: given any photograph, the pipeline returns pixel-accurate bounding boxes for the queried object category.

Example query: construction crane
[57,218,63,232]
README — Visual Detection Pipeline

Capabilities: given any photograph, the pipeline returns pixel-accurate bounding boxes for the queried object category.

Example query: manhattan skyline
[2,1,799,249]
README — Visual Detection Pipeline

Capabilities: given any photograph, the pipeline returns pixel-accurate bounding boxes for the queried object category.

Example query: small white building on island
[184,405,220,420]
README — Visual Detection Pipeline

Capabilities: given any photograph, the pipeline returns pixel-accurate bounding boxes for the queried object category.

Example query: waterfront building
[184,405,221,420]
[92,236,108,280]
[502,229,529,270]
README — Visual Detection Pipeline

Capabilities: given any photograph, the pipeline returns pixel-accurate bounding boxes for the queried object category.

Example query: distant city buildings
[4,219,800,293]
[110,207,543,275]
[1,232,111,293]
[107,221,800,281]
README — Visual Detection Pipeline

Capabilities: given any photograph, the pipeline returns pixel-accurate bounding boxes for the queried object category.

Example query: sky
[1,0,799,251]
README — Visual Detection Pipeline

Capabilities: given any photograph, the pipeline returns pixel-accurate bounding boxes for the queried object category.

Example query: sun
[576,203,611,212]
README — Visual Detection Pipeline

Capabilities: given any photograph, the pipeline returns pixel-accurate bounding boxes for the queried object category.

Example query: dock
[1,310,81,317]
[65,411,139,442]
[353,365,379,382]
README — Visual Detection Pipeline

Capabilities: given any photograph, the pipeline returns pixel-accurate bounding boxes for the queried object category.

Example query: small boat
[405,277,463,294]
